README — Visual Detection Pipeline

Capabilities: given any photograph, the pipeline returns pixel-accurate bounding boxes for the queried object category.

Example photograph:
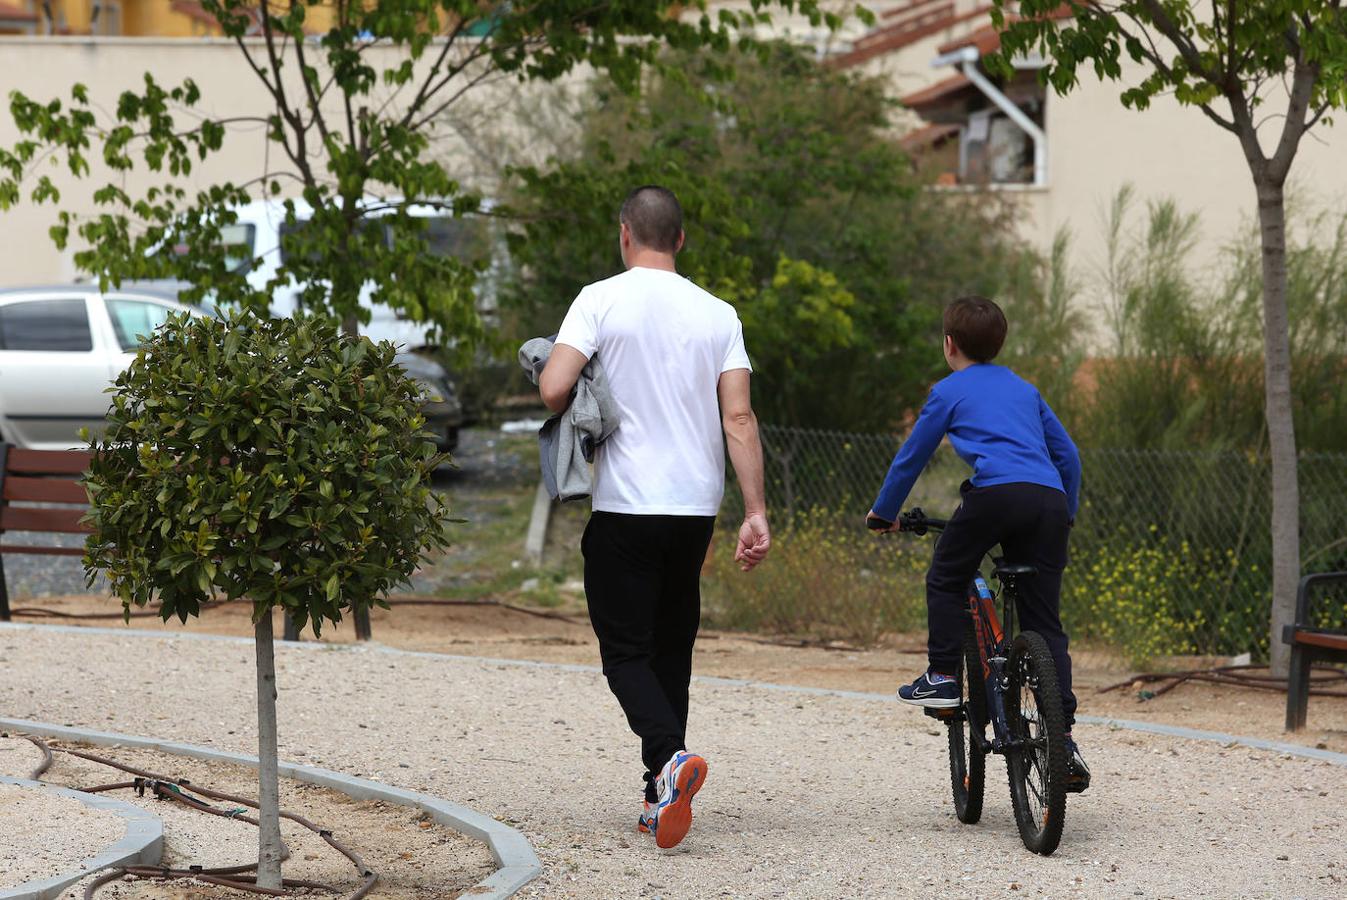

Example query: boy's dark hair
[943,296,1007,362]
[619,185,683,253]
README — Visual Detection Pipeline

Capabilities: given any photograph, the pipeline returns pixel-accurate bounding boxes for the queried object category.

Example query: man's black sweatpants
[582,511,716,801]
[926,481,1078,728]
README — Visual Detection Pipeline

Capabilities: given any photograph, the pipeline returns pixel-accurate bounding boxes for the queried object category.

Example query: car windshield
[107,299,179,351]
[279,214,485,263]
[168,223,255,274]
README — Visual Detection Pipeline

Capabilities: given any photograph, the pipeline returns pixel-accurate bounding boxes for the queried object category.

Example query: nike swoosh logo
[912,687,938,698]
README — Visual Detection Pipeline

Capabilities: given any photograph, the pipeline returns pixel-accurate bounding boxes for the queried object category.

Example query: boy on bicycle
[866,295,1089,786]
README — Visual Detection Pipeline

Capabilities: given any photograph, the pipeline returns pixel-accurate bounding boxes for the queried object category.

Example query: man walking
[539,185,770,850]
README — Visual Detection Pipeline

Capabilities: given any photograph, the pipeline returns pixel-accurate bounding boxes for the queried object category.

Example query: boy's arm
[1039,396,1081,520]
[871,387,954,523]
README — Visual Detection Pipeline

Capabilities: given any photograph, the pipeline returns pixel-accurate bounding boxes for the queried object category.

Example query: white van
[207,198,498,351]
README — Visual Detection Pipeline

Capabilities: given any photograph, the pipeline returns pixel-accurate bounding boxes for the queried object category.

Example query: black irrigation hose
[10,736,378,899]
[1100,663,1347,699]
[21,733,53,780]
[10,600,240,621]
[385,595,588,625]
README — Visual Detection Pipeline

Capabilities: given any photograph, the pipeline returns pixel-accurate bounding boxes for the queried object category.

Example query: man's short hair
[943,296,1007,362]
[620,185,683,254]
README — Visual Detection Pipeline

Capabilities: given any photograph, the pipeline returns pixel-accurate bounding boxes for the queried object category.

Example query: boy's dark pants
[583,511,716,802]
[926,481,1078,728]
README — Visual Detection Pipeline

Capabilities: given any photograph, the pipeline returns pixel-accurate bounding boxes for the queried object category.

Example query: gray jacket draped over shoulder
[518,336,620,502]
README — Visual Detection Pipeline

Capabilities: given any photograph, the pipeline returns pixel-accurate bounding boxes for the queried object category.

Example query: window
[422,217,475,258]
[0,299,94,352]
[279,218,388,265]
[169,223,255,274]
[107,299,176,351]
[91,1,121,36]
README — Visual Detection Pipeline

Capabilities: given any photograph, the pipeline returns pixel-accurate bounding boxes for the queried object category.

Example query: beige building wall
[0,36,574,287]
[1036,52,1347,328]
[866,33,1347,337]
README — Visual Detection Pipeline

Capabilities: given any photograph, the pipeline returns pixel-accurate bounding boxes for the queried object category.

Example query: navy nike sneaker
[1065,735,1091,793]
[896,669,961,709]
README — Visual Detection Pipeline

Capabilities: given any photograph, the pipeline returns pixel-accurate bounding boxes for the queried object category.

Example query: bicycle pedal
[923,706,962,721]
[1065,775,1091,794]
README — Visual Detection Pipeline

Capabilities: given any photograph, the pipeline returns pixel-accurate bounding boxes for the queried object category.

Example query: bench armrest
[1288,572,1347,643]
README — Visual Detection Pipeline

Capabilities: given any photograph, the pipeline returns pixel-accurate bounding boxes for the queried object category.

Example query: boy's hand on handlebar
[865,509,898,533]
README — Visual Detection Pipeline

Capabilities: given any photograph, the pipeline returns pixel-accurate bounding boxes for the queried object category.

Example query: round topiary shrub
[84,308,450,632]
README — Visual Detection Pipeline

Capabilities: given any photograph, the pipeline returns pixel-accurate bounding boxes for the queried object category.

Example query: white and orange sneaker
[647,750,708,849]
[637,798,656,835]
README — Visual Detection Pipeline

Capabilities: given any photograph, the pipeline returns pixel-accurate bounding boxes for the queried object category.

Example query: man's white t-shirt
[555,266,752,516]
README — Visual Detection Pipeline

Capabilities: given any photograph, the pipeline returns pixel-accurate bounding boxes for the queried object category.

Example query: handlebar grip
[866,515,894,531]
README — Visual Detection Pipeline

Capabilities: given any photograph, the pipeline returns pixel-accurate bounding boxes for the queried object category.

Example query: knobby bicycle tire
[948,621,986,824]
[1005,630,1068,855]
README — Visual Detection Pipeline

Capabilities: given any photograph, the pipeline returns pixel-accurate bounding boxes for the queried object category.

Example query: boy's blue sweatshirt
[872,364,1081,521]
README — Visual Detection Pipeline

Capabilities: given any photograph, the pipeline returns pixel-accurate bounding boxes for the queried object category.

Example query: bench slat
[3,476,88,504]
[5,448,93,475]
[0,544,85,556]
[1290,629,1347,652]
[0,506,92,534]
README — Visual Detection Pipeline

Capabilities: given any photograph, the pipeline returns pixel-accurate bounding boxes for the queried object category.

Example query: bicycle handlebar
[867,507,949,535]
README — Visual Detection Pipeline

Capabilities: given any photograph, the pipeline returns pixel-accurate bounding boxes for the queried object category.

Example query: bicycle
[868,507,1086,855]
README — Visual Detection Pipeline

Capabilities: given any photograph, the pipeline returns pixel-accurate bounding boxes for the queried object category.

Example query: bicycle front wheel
[1005,630,1068,855]
[948,622,986,824]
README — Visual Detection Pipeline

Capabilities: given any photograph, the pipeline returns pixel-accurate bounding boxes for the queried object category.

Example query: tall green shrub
[83,310,450,886]
[503,42,1039,430]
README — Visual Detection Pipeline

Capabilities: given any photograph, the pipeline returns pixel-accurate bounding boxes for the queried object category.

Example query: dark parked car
[395,351,463,453]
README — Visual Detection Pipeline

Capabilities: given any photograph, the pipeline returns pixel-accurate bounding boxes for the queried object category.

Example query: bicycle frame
[965,568,1020,755]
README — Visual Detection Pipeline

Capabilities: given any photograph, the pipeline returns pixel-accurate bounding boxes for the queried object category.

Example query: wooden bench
[1284,571,1347,731]
[0,444,375,641]
[0,445,95,621]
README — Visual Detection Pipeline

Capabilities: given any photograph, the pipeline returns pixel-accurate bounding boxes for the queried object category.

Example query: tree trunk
[254,617,285,889]
[1255,180,1301,677]
[340,311,373,640]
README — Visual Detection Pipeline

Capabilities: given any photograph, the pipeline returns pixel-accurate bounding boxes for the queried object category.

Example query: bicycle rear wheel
[948,623,986,824]
[1005,630,1067,855]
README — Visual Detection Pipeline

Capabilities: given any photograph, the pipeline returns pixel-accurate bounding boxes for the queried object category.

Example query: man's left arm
[540,289,598,412]
[539,344,589,413]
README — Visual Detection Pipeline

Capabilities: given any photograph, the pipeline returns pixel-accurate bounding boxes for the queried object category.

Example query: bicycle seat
[994,564,1038,580]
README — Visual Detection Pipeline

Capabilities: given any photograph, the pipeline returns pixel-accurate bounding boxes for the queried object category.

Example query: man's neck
[625,251,678,273]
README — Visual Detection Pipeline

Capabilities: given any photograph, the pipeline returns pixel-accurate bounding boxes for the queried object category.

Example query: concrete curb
[4,621,1346,767]
[0,718,540,900]
[0,774,163,900]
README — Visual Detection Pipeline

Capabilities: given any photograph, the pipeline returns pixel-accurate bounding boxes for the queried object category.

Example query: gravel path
[0,738,494,899]
[0,781,127,893]
[1,627,1343,899]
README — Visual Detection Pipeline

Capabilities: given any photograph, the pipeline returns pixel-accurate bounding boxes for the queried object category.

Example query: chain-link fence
[706,424,1347,663]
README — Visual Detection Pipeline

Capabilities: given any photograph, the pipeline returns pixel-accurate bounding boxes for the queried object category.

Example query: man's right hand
[734,513,771,572]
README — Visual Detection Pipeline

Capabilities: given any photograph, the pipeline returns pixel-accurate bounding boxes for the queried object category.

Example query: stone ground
[1,625,1343,899]
[0,780,125,893]
[0,734,494,899]
[12,594,1347,758]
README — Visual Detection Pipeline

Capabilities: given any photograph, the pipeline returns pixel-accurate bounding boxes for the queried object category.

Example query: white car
[0,285,464,453]
[0,286,197,450]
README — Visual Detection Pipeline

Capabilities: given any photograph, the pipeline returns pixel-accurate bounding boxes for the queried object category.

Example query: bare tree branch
[1305,101,1332,132]
[1107,15,1241,135]
[1267,52,1321,183]
[1137,0,1225,85]
[291,7,335,152]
